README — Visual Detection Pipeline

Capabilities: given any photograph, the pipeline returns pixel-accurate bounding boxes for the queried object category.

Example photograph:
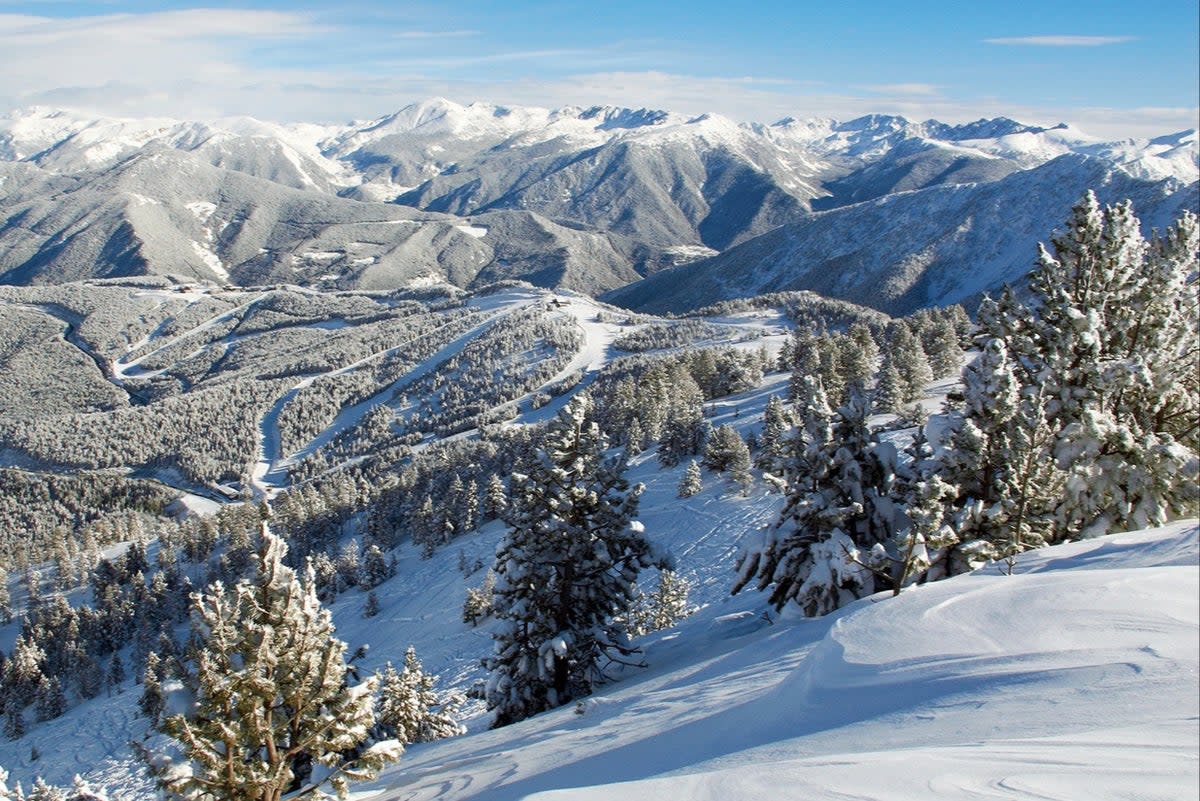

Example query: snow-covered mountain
[605,154,1200,315]
[1,100,1196,311]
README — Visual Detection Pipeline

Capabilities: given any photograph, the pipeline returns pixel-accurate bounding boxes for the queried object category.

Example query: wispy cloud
[857,83,943,96]
[394,29,479,39]
[984,35,1136,47]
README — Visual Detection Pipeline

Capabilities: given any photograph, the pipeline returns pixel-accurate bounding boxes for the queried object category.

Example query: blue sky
[1,0,1197,137]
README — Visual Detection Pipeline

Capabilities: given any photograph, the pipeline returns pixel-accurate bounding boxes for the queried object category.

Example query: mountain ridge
[1,100,1195,313]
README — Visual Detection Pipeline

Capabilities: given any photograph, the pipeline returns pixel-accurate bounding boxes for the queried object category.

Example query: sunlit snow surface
[353,522,1198,801]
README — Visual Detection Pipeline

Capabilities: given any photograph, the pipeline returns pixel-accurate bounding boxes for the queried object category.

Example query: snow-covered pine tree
[358,544,392,590]
[375,647,463,745]
[641,570,694,633]
[733,381,897,615]
[65,776,108,801]
[157,525,400,801]
[936,334,1061,571]
[922,313,963,379]
[886,322,933,404]
[462,569,495,626]
[483,473,508,521]
[754,395,790,474]
[1029,193,1199,537]
[27,779,62,801]
[703,424,750,475]
[486,394,656,727]
[137,652,165,726]
[677,459,703,498]
[872,361,907,415]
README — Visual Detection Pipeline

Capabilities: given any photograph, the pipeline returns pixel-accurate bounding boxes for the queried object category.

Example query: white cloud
[983,35,1136,47]
[856,83,944,96]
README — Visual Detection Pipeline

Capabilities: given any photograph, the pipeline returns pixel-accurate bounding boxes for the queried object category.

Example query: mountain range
[1,98,1196,313]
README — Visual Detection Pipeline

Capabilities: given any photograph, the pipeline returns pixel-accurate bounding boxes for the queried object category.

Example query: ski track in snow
[110,291,268,380]
[252,288,546,495]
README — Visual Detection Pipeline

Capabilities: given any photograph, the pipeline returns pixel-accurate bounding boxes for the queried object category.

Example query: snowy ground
[346,521,1198,801]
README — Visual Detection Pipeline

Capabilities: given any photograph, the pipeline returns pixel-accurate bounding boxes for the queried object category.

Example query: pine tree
[873,362,907,415]
[944,193,1199,549]
[677,459,703,498]
[106,654,125,693]
[362,591,380,619]
[33,677,65,723]
[1029,193,1199,537]
[627,570,694,636]
[3,706,22,741]
[462,569,495,626]
[733,382,898,615]
[65,777,109,801]
[755,395,791,474]
[27,779,62,801]
[358,544,392,590]
[886,322,933,404]
[157,526,401,801]
[483,473,508,521]
[376,647,463,745]
[138,653,166,726]
[702,424,750,475]
[0,569,11,626]
[486,394,656,727]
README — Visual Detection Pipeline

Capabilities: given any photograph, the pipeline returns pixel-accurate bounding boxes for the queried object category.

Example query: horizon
[1,1,1198,141]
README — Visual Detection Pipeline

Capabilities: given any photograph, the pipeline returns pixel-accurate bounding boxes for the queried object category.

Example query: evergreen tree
[157,526,400,801]
[941,193,1199,551]
[626,570,694,636]
[734,382,899,615]
[486,394,657,727]
[677,459,703,499]
[873,362,907,415]
[27,779,62,801]
[462,569,496,626]
[702,424,750,475]
[362,591,380,619]
[755,394,789,470]
[358,544,392,590]
[884,322,933,404]
[1028,193,1199,537]
[922,315,963,379]
[0,569,11,626]
[3,706,22,741]
[106,654,125,692]
[483,473,508,521]
[65,777,108,801]
[33,677,65,723]
[376,647,463,745]
[138,653,166,726]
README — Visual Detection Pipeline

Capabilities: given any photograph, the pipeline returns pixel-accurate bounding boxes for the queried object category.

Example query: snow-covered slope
[3,489,1193,799]
[605,154,1199,315]
[362,522,1197,801]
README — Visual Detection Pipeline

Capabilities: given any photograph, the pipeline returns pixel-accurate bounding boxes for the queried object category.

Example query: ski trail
[251,290,541,496]
[111,292,268,379]
[499,293,626,426]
